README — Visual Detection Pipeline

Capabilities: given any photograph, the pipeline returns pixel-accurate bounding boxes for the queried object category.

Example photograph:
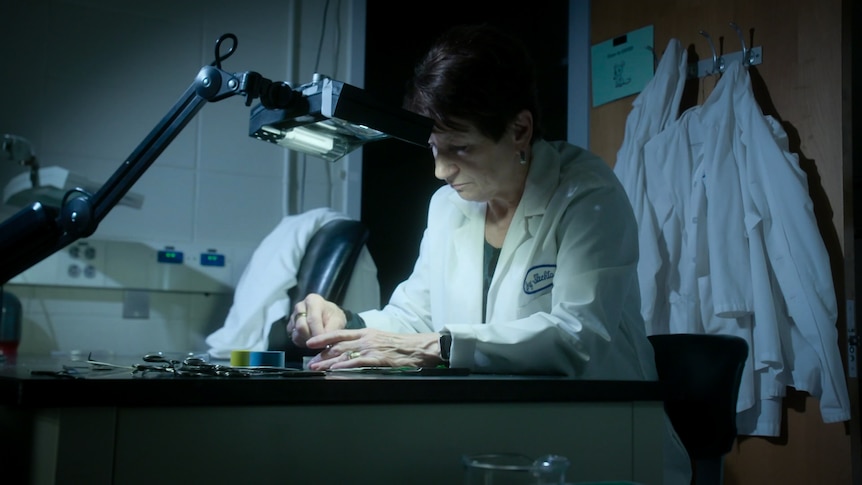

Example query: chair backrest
[647,333,748,460]
[267,218,370,356]
[286,218,370,304]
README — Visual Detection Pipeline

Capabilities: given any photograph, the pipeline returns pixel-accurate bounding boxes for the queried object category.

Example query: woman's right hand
[286,293,348,347]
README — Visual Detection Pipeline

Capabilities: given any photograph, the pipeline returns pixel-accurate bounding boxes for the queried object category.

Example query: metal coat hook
[689,22,763,78]
[729,22,751,66]
[699,30,724,75]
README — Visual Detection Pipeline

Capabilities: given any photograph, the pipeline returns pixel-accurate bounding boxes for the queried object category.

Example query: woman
[290,24,653,380]
[288,23,692,483]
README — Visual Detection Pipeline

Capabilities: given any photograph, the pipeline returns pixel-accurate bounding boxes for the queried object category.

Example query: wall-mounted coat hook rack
[687,21,763,78]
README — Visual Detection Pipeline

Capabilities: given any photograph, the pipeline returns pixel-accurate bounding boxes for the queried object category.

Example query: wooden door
[589,1,857,483]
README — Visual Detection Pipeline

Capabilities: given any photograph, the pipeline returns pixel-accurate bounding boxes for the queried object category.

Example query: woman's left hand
[305,328,442,370]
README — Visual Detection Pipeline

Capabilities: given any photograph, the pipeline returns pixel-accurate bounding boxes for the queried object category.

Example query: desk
[0,355,666,485]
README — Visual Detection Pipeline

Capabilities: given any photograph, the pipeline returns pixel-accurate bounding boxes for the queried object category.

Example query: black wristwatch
[439,334,452,363]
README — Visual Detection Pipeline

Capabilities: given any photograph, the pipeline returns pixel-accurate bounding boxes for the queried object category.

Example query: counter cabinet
[0,356,667,484]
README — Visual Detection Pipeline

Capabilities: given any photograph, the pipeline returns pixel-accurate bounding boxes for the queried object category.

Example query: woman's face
[428,121,524,203]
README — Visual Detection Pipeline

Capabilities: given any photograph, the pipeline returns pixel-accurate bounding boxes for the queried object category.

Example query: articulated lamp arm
[0,33,303,285]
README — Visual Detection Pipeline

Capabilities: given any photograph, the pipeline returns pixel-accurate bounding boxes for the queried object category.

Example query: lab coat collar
[521,139,560,220]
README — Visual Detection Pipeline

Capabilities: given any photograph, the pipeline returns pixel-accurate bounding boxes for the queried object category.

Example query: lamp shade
[249,75,432,162]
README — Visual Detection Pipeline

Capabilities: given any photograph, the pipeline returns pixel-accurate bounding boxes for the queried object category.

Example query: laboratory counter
[0,353,668,485]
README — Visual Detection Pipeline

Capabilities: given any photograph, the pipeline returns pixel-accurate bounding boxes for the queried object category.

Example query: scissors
[30,365,85,379]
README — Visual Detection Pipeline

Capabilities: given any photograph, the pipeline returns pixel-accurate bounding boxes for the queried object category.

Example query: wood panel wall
[588,0,857,483]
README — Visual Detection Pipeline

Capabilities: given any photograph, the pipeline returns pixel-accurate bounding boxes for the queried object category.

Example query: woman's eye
[451,145,468,152]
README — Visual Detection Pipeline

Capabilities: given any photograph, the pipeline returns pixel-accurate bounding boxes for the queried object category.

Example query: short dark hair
[403,23,543,143]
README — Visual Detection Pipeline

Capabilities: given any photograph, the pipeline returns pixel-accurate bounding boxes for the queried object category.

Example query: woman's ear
[510,109,533,148]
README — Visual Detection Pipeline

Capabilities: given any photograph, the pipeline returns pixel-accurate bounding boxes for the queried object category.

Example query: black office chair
[647,333,749,485]
[267,218,370,363]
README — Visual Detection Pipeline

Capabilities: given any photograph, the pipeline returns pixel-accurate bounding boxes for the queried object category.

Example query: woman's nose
[434,157,456,181]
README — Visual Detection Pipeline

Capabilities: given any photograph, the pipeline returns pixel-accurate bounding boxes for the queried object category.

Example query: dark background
[853,0,862,395]
[362,1,570,303]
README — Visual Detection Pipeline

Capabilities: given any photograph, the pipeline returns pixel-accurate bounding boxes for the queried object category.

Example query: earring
[519,151,527,165]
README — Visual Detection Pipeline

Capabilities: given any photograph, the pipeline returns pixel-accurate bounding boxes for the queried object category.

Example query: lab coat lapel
[446,192,487,323]
[486,141,559,321]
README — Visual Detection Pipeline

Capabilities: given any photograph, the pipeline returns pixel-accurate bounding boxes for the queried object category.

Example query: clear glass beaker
[462,453,570,485]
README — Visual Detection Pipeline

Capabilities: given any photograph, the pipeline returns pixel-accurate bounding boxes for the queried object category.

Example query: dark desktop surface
[0,353,664,407]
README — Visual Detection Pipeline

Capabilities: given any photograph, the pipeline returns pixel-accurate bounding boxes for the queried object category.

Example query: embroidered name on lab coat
[523,265,556,294]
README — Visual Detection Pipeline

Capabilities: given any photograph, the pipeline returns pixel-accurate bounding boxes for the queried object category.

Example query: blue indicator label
[157,250,184,264]
[200,253,226,267]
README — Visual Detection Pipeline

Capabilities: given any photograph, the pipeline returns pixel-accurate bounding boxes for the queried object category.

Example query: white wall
[0,0,365,355]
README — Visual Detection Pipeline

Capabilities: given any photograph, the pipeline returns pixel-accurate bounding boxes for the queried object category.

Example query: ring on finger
[296,312,307,319]
[346,350,361,360]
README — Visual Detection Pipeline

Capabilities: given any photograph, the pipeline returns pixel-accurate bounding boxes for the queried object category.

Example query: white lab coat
[642,87,761,426]
[726,61,850,429]
[361,140,655,379]
[641,106,706,337]
[613,38,689,335]
[360,139,692,484]
[635,60,850,435]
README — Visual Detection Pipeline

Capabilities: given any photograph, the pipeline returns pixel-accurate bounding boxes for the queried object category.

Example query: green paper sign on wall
[590,25,655,107]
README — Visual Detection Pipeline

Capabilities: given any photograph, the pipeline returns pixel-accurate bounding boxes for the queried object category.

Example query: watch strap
[439,333,452,363]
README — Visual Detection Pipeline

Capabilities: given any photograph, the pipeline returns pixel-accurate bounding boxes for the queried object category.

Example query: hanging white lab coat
[641,106,708,338]
[613,39,689,335]
[205,207,380,359]
[725,61,851,429]
[642,82,762,429]
[637,59,850,435]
